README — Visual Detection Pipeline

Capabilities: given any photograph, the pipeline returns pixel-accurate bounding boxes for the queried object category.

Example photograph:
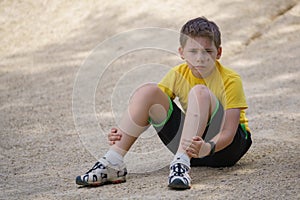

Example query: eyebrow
[187,47,213,51]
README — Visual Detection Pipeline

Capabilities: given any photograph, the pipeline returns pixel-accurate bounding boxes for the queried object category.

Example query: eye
[189,50,198,53]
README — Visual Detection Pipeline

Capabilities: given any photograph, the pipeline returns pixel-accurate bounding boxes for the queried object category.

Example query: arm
[211,108,240,152]
[185,108,240,158]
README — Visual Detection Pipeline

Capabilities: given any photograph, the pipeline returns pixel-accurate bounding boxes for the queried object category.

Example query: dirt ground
[1,0,300,199]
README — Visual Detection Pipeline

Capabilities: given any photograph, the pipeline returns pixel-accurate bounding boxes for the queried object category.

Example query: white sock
[104,149,124,165]
[172,152,190,167]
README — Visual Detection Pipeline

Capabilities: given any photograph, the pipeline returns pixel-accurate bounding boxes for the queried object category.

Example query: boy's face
[179,36,222,78]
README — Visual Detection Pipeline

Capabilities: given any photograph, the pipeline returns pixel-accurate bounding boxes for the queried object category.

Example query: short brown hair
[180,17,221,48]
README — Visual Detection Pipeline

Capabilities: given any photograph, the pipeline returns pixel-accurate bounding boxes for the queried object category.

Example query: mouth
[194,65,206,69]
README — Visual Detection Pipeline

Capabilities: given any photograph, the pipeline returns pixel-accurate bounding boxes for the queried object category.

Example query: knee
[131,83,162,100]
[188,85,211,100]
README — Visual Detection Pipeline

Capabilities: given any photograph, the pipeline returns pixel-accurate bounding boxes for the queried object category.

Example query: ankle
[172,152,190,167]
[104,149,124,165]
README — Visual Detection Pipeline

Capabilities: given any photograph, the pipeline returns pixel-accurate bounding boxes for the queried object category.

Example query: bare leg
[176,85,217,155]
[167,85,217,190]
[76,83,170,187]
[110,83,170,156]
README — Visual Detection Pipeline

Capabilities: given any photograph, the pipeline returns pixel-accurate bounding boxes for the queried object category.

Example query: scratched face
[179,36,221,78]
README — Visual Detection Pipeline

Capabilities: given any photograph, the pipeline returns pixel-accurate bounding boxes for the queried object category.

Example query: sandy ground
[1,0,300,199]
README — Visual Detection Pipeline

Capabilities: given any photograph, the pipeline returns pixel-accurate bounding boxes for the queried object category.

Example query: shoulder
[172,63,191,80]
[172,63,189,73]
[217,61,242,82]
[163,63,190,79]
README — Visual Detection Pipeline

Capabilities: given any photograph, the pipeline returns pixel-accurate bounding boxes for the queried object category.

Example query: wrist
[207,141,216,156]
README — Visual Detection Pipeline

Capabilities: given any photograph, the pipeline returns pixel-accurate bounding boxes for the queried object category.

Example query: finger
[108,131,122,137]
[181,141,193,150]
[111,128,118,133]
[192,136,202,141]
[183,138,201,149]
[109,135,121,141]
[183,140,199,148]
[108,132,115,138]
[186,142,202,156]
[183,137,202,143]
[186,149,197,158]
[112,133,122,138]
[185,146,195,153]
[186,150,193,158]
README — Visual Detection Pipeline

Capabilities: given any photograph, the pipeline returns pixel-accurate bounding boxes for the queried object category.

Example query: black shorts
[153,100,252,167]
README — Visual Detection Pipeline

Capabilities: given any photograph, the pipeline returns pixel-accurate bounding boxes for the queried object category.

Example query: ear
[216,47,222,59]
[178,47,184,60]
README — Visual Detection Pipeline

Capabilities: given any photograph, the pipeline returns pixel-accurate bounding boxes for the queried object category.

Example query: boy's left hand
[108,128,122,145]
[182,136,211,158]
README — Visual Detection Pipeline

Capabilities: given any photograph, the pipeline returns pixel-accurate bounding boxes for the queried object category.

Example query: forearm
[210,130,235,152]
[210,108,240,153]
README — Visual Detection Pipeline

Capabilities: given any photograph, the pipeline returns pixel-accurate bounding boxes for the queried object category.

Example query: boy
[76,17,252,189]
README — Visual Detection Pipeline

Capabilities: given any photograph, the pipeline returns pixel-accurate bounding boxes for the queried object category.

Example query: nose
[197,51,212,65]
[196,52,206,63]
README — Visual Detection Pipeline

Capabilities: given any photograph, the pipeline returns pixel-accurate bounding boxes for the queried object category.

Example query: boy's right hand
[108,128,122,145]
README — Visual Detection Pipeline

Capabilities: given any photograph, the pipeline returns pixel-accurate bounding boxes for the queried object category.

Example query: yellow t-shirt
[158,61,250,132]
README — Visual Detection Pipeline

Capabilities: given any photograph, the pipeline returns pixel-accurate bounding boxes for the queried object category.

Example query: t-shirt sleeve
[158,69,176,100]
[224,76,248,110]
